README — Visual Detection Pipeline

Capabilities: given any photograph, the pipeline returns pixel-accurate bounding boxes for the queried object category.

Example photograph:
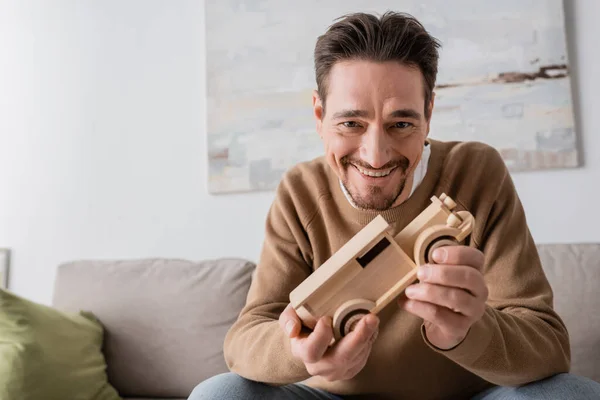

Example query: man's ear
[426,91,436,137]
[313,90,324,138]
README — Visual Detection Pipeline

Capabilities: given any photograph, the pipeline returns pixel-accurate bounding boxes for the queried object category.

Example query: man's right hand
[278,304,379,382]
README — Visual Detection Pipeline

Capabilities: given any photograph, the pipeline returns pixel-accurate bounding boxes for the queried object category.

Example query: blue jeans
[188,372,600,399]
[187,373,341,400]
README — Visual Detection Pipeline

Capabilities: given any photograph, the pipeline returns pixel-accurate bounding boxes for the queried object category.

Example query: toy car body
[289,193,475,340]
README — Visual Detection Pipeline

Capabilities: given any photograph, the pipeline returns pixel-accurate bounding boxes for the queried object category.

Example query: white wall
[0,0,598,305]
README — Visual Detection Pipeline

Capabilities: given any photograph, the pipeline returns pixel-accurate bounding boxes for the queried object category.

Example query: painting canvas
[0,249,9,289]
[205,0,578,194]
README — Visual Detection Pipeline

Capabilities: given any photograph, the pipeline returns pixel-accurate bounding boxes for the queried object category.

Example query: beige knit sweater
[223,139,571,400]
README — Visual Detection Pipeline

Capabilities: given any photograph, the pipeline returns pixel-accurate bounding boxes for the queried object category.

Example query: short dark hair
[314,11,441,120]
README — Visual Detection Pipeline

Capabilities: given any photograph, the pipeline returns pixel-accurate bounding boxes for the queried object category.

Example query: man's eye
[342,121,360,128]
[393,122,412,129]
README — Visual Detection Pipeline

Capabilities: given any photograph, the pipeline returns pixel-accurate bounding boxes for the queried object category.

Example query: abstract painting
[205,0,578,194]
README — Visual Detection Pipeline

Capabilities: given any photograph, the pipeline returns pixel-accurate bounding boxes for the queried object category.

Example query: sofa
[51,243,600,399]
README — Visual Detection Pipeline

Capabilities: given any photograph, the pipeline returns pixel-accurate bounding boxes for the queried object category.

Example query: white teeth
[354,165,394,177]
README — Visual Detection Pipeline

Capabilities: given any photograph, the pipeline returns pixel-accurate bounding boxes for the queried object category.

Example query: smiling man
[318,60,430,212]
[188,11,600,400]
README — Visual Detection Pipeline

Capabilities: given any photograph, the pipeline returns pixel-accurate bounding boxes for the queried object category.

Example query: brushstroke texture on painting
[206,0,578,194]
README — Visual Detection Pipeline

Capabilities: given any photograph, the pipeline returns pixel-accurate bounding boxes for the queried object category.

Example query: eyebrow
[389,109,422,120]
[332,109,370,119]
[331,108,422,120]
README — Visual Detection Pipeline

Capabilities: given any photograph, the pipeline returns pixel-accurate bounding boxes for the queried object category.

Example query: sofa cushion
[537,243,600,382]
[0,288,122,400]
[52,258,255,398]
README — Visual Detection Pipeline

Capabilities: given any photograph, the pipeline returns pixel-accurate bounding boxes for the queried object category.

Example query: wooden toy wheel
[332,299,375,341]
[425,237,458,264]
[414,226,459,266]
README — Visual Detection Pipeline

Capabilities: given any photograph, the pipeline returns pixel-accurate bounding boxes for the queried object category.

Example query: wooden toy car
[289,193,475,341]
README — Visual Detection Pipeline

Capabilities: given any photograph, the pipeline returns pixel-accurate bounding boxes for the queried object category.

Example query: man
[189,11,600,400]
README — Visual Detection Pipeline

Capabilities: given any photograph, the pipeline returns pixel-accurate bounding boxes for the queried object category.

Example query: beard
[341,156,411,211]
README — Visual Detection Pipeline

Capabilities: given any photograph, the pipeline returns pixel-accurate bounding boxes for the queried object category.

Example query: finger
[307,329,376,381]
[332,314,379,361]
[294,316,333,363]
[405,283,481,317]
[352,331,375,362]
[402,299,470,333]
[396,291,409,307]
[417,264,488,299]
[431,246,485,270]
[346,347,370,379]
[304,356,338,379]
[279,304,302,338]
[339,335,376,381]
[319,367,348,382]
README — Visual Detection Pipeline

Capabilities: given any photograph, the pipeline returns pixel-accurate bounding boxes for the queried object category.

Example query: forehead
[325,60,425,109]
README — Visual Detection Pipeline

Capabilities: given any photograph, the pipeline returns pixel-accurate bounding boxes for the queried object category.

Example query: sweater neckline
[327,138,446,226]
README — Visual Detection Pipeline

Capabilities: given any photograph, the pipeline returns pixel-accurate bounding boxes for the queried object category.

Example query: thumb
[279,304,302,338]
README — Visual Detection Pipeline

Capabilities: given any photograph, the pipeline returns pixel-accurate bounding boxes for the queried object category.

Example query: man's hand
[278,304,379,381]
[399,245,488,350]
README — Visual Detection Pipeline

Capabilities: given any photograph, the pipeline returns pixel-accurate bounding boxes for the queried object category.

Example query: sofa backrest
[537,243,600,383]
[52,258,255,399]
[51,243,600,399]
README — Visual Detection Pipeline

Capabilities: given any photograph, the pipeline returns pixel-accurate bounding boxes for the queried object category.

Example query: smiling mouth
[352,164,397,178]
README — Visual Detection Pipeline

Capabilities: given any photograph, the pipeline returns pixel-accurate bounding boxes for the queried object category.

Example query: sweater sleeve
[423,152,571,386]
[222,175,315,385]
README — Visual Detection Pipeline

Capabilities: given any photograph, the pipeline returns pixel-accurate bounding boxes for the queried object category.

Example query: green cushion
[0,288,122,400]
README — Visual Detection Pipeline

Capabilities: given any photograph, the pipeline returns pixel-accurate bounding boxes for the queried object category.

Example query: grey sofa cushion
[52,258,255,398]
[537,243,600,382]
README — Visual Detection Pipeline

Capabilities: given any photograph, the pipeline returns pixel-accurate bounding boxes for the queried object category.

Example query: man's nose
[360,126,391,169]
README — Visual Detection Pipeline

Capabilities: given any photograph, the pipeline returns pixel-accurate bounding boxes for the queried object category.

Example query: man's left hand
[398,245,488,350]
